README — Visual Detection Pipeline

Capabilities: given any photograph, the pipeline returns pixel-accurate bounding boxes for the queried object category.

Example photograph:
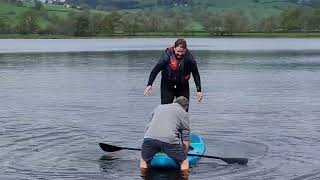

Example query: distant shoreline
[1,32,320,39]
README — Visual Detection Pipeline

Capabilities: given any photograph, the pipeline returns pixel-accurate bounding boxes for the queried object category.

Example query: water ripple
[1,48,320,179]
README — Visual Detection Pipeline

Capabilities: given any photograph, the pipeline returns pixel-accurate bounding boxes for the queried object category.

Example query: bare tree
[16,10,40,34]
[120,13,141,35]
[201,15,222,36]
[0,16,11,34]
[89,13,105,34]
[222,11,249,35]
[170,11,189,35]
[101,12,121,34]
[280,7,308,31]
[260,16,279,33]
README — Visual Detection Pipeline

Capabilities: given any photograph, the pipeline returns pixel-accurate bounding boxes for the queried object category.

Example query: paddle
[99,143,248,165]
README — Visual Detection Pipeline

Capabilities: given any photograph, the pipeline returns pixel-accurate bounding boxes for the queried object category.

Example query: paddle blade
[99,143,123,152]
[221,157,248,165]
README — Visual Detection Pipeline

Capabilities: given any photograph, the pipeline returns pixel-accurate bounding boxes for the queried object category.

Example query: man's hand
[182,140,189,154]
[144,85,153,96]
[197,92,203,102]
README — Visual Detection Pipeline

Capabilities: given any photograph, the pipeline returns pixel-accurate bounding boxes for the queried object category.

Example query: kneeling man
[140,96,190,170]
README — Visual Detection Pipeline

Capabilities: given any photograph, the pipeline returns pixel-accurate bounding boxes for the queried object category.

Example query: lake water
[1,38,320,179]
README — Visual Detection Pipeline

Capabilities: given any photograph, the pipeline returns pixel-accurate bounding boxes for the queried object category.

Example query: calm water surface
[1,38,320,179]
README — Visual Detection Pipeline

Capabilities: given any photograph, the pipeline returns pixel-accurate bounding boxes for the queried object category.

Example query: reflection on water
[140,168,189,180]
[99,155,120,172]
[99,155,190,180]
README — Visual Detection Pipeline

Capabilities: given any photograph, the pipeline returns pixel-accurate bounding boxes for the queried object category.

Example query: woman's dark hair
[174,39,187,49]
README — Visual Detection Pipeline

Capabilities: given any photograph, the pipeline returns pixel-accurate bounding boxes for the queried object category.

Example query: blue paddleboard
[149,134,206,169]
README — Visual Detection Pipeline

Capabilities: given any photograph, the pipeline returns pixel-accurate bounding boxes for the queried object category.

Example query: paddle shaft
[188,154,248,165]
[119,147,224,159]
[99,143,248,165]
[122,147,141,151]
[188,153,224,159]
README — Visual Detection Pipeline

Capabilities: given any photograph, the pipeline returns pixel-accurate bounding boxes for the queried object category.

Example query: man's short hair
[174,39,187,49]
[174,96,189,111]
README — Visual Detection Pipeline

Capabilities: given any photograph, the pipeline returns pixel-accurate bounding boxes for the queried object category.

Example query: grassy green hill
[0,0,308,27]
[1,0,319,37]
[0,1,107,27]
[64,0,302,17]
[200,0,297,17]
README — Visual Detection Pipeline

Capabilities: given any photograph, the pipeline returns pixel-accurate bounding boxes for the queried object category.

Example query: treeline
[65,0,192,10]
[64,0,320,10]
[1,6,320,36]
[202,7,320,35]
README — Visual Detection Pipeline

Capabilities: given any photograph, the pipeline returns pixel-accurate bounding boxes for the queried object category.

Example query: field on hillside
[0,0,303,25]
[69,0,300,17]
[0,0,317,37]
[203,0,298,17]
[0,1,108,27]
